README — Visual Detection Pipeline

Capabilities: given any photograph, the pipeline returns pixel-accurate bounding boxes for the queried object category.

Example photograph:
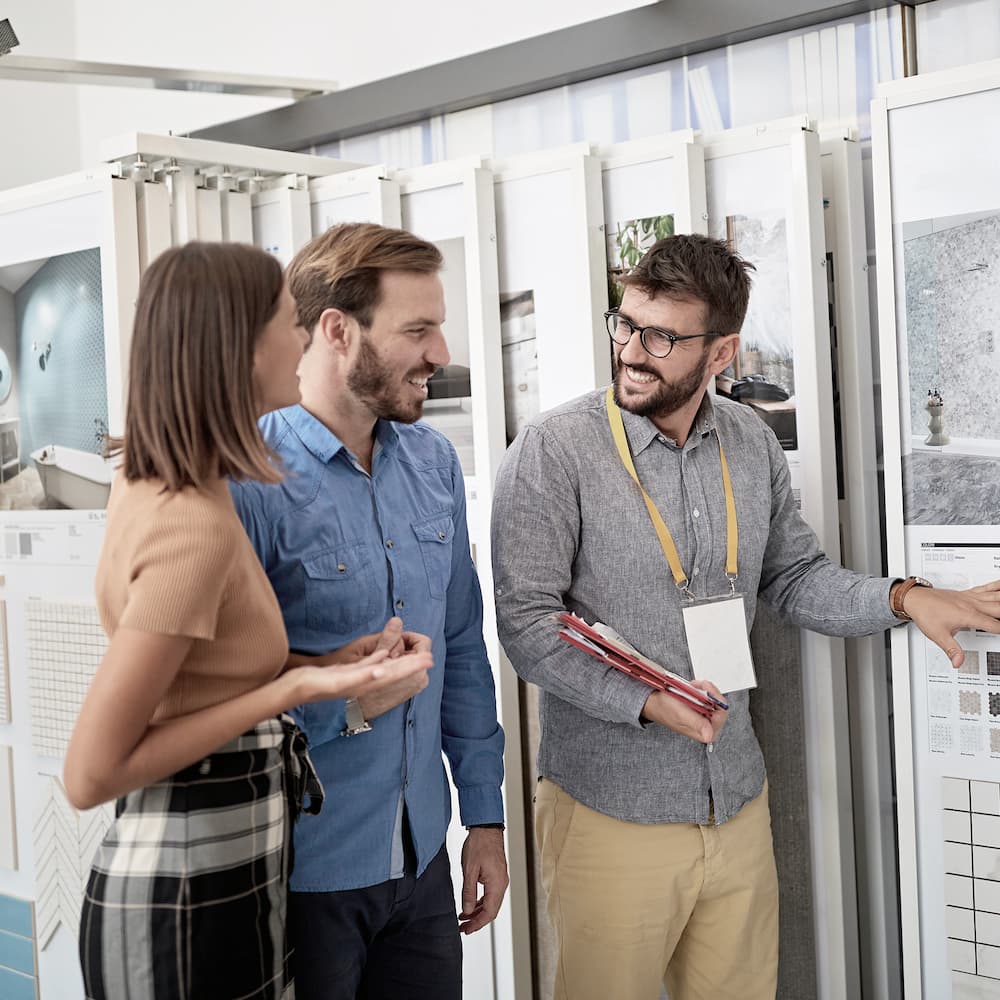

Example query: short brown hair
[287,222,443,332]
[116,242,284,491]
[621,234,755,334]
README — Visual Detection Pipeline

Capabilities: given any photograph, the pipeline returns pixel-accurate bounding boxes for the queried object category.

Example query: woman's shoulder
[111,477,242,552]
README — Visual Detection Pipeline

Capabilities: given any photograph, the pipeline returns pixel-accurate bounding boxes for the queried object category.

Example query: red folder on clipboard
[556,612,728,718]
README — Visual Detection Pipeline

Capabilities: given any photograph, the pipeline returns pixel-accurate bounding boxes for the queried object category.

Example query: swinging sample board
[0,169,140,506]
[252,185,312,267]
[819,131,900,1000]
[491,144,610,433]
[0,510,110,1000]
[309,166,401,233]
[701,118,854,1000]
[873,60,1000,999]
[396,158,525,1000]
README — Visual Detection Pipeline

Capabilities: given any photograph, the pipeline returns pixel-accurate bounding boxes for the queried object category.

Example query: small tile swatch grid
[26,599,107,758]
[942,777,1000,980]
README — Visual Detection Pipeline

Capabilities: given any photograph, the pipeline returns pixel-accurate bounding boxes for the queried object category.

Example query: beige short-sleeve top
[95,473,289,723]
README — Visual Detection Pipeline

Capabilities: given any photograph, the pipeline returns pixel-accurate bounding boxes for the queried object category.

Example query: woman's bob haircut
[114,241,284,491]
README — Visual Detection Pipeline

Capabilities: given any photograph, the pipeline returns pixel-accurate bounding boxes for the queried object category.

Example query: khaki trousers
[535,778,779,1000]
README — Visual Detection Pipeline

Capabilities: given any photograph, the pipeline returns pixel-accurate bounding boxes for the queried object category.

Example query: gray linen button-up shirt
[491,387,899,826]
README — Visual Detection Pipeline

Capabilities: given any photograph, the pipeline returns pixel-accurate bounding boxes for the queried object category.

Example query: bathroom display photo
[499,289,537,445]
[901,210,1000,525]
[714,211,798,452]
[419,237,475,476]
[0,247,112,511]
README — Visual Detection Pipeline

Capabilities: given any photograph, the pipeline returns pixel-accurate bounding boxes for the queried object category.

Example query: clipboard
[556,612,728,718]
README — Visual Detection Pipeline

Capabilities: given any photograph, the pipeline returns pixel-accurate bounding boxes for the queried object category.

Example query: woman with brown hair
[64,241,431,1000]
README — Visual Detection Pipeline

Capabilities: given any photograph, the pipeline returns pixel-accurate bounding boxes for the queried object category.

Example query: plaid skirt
[79,715,323,1000]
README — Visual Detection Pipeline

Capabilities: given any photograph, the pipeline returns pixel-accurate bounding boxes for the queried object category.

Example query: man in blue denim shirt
[231,223,507,1000]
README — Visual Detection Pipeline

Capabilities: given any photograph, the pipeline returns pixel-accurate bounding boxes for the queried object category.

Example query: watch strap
[342,698,372,737]
[891,576,931,621]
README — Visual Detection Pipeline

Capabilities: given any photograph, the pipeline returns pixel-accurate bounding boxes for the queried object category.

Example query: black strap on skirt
[280,714,324,822]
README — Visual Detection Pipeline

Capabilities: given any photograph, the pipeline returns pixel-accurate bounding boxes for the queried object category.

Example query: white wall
[1,0,656,191]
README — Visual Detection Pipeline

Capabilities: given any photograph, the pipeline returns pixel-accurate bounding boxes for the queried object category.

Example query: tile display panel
[873,64,1000,999]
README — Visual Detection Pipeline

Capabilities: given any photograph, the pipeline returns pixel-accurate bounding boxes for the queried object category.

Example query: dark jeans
[288,845,462,1000]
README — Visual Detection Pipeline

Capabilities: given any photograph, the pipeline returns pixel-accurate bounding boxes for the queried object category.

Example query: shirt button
[337,563,347,573]
[396,599,405,609]
[386,539,394,549]
[693,509,700,518]
[693,566,700,576]
[438,531,446,540]
[408,720,414,729]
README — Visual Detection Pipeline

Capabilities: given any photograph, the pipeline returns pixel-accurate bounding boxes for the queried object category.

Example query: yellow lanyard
[605,386,738,597]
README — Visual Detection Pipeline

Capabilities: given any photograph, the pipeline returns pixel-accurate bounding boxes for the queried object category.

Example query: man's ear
[709,334,740,375]
[316,307,353,355]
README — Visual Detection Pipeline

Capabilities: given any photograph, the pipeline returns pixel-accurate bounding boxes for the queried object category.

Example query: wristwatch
[341,698,372,737]
[891,576,933,622]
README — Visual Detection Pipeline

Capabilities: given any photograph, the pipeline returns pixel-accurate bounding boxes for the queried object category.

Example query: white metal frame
[0,167,141,434]
[699,117,856,1000]
[597,128,706,238]
[819,128,900,1000]
[393,157,526,1000]
[871,58,1000,1000]
[308,165,402,233]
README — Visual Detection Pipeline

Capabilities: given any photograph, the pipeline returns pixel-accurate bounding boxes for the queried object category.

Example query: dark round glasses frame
[604,310,721,359]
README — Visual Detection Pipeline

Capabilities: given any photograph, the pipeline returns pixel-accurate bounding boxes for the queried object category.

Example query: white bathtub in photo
[30,445,113,510]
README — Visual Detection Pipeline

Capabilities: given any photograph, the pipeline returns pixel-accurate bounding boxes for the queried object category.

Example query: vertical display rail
[396,158,525,1000]
[219,187,253,244]
[308,165,402,234]
[873,60,1000,1000]
[820,130,901,1000]
[134,181,171,272]
[700,118,856,1000]
[870,86,920,1000]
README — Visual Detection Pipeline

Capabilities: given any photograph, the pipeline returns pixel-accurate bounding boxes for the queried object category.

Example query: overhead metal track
[191,0,926,151]
[0,55,336,99]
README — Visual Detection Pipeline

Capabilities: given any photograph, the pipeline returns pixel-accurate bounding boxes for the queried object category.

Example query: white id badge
[681,594,757,694]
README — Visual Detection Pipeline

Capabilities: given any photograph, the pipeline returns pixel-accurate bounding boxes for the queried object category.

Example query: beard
[346,333,435,424]
[612,350,710,420]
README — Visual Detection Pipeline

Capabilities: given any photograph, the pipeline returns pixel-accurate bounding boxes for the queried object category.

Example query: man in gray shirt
[491,234,1000,1000]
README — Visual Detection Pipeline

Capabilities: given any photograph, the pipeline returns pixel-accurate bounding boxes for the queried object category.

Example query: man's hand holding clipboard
[556,612,728,746]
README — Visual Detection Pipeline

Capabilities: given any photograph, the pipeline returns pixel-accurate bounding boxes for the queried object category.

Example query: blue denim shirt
[231,405,504,891]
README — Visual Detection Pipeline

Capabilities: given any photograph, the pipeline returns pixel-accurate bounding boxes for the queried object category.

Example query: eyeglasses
[604,310,720,359]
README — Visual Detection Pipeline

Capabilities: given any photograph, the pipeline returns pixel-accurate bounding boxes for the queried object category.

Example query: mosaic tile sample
[32,775,113,949]
[26,599,106,758]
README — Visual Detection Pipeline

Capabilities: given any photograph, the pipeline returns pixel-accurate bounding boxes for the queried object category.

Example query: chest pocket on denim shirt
[302,542,379,633]
[412,514,454,600]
